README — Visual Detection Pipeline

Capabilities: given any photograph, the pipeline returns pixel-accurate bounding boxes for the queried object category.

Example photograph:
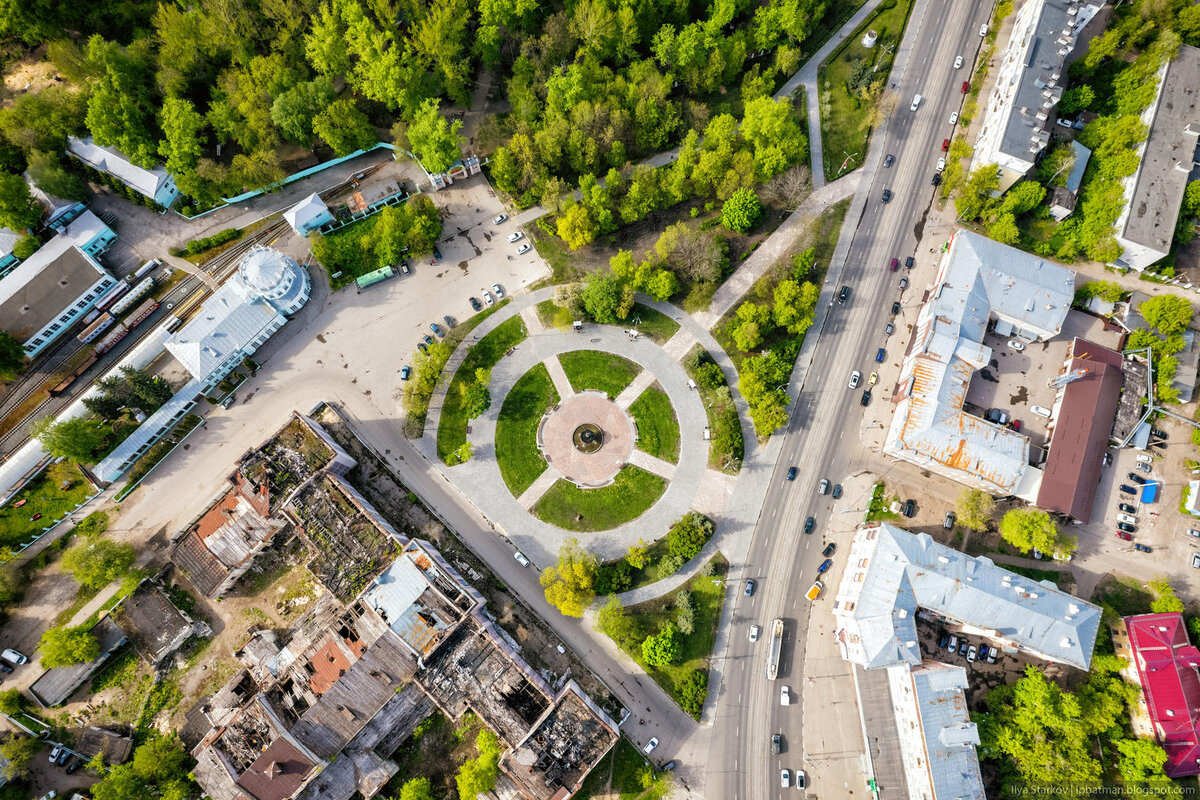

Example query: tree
[462,379,490,419]
[540,538,598,617]
[666,512,714,561]
[731,300,774,352]
[955,489,995,532]
[1140,294,1193,336]
[0,172,41,231]
[0,332,25,379]
[998,507,1060,554]
[675,591,695,634]
[1057,85,1095,115]
[39,624,100,668]
[642,623,681,667]
[646,269,680,301]
[84,36,160,167]
[0,688,23,716]
[626,540,650,570]
[739,96,807,179]
[1116,738,1171,786]
[677,670,708,717]
[61,538,136,589]
[456,728,501,799]
[26,150,85,201]
[271,78,337,147]
[556,202,598,249]
[720,187,763,232]
[92,734,196,800]
[397,778,434,800]
[313,99,377,157]
[581,270,628,324]
[1149,578,1185,613]
[29,415,109,462]
[595,595,636,646]
[407,98,465,174]
[157,97,207,199]
[773,279,818,335]
[0,733,39,779]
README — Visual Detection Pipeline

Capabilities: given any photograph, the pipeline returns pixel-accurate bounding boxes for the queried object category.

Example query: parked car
[1118,503,1137,514]
[1152,428,1168,438]
[493,214,508,224]
[1136,462,1152,473]
[49,746,62,763]
[482,289,495,306]
[818,478,830,495]
[492,283,505,298]
[806,580,824,601]
[949,112,959,125]
[832,484,843,499]
[643,738,659,754]
[905,256,915,269]
[868,372,878,386]
[1192,553,1200,569]
[947,635,959,652]
[0,661,12,673]
[1118,484,1137,495]
[1117,522,1137,533]
[958,639,968,656]
[514,551,531,567]
[749,624,760,642]
[516,243,532,254]
[1103,451,1113,466]
[804,516,815,534]
[822,542,836,557]
[875,348,886,363]
[961,80,970,93]
[429,322,444,337]
[884,153,894,167]
[745,579,756,596]
[787,466,798,481]
[860,390,872,406]
[903,499,916,517]
[1056,117,1074,129]
[979,644,989,660]
[469,296,482,311]
[65,758,80,775]
[885,321,895,336]
[967,645,977,662]
[944,512,956,529]
[941,138,950,152]
[1006,339,1025,351]
[849,370,862,389]
[1,648,27,665]
[979,23,988,36]
[891,301,901,315]
[899,276,909,289]
[954,55,964,68]
[1134,543,1152,553]
[433,246,443,260]
[663,761,677,772]
[1116,514,1137,525]
[882,188,892,203]
[890,257,899,271]
[56,749,68,766]
[1136,454,1153,464]
[507,231,523,243]
[400,366,411,381]
[796,770,806,789]
[1116,531,1133,541]
[817,558,833,575]
[938,632,950,649]
[932,172,942,186]
[1187,529,1200,538]
[423,335,433,347]
[987,648,998,664]
[1127,473,1147,485]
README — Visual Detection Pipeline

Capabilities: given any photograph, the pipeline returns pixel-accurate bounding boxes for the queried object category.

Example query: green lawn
[496,364,560,497]
[536,299,574,330]
[558,351,641,399]
[628,303,680,344]
[437,315,528,463]
[818,0,916,181]
[629,386,679,464]
[532,466,666,531]
[0,463,94,551]
[573,738,672,800]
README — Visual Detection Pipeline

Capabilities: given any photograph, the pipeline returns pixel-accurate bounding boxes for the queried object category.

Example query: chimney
[265,761,282,779]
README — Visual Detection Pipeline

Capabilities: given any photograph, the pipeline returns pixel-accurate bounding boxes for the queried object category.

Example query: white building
[883,230,1075,496]
[0,210,118,357]
[283,193,334,237]
[93,247,310,483]
[972,0,1101,187]
[1113,44,1200,271]
[67,136,180,209]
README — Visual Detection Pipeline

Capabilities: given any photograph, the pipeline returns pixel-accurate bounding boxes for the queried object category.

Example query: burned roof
[238,416,343,510]
[113,582,199,664]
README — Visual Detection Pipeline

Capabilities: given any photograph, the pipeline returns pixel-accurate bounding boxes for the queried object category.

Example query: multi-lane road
[706,1,995,797]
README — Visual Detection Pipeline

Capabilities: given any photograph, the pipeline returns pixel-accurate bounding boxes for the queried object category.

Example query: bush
[183,227,242,256]
[666,511,715,561]
[678,670,709,716]
[720,188,763,233]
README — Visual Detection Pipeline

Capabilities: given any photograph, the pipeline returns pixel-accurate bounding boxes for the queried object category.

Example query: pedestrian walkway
[662,329,698,361]
[543,354,574,400]
[627,449,677,481]
[519,303,544,334]
[614,370,657,410]
[517,467,560,510]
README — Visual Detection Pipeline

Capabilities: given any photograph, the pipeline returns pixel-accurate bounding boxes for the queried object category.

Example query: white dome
[239,246,295,293]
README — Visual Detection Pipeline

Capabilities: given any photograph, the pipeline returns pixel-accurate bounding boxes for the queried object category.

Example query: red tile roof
[308,638,352,696]
[1125,613,1200,777]
[193,472,271,542]
[234,738,314,800]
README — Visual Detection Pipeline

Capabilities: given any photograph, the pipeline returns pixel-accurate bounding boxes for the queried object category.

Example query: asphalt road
[705,2,994,798]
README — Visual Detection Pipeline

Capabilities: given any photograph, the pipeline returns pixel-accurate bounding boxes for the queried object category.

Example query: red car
[1116,531,1133,541]
[889,257,899,271]
[942,138,950,152]
[961,80,970,93]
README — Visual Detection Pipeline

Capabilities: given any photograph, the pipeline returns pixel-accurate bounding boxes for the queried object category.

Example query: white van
[1031,405,1052,418]
[910,94,923,111]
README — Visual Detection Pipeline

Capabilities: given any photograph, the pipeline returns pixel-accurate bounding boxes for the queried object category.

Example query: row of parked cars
[937,631,998,664]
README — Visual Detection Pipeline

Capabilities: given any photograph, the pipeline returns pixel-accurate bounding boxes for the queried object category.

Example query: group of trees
[540,537,599,617]
[310,194,443,277]
[1126,293,1194,404]
[91,733,199,800]
[84,366,173,420]
[998,506,1076,558]
[455,728,502,800]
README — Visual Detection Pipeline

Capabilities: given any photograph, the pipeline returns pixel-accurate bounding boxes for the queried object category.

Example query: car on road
[1,648,27,665]
[429,322,444,337]
[1116,531,1133,541]
[899,276,909,290]
[1117,513,1137,525]
[818,478,830,495]
[944,511,956,529]
[400,366,411,381]
[905,256,915,269]
[903,499,916,518]
[787,466,797,481]
[875,347,886,363]
[781,685,790,705]
[1118,503,1137,514]
[482,289,495,306]
[967,645,977,662]
[890,257,899,271]
[1134,543,1152,553]
[643,738,658,755]
[949,112,959,125]
[781,769,791,789]
[891,301,901,315]
[882,188,892,203]
[860,390,871,406]
[932,172,942,186]
[954,55,964,68]
[493,214,507,224]
[507,231,523,243]
[514,551,531,567]
[980,23,988,36]
[1193,553,1200,569]
[749,624,760,642]
[1119,484,1137,495]
[817,558,833,575]
[838,285,851,304]
[936,157,946,171]
[868,371,878,386]
[516,243,531,254]
[1188,529,1200,538]
[796,770,806,788]
[1127,473,1147,485]
[961,80,970,93]
[805,580,824,601]
[832,483,843,499]
[823,542,836,557]
[1136,454,1153,464]
[492,283,505,298]
[772,734,782,754]
[1136,462,1152,473]
[884,153,894,167]
[1117,522,1137,533]
[745,579,756,596]
[1006,339,1025,351]
[849,370,861,389]
[469,296,482,311]
[804,516,815,534]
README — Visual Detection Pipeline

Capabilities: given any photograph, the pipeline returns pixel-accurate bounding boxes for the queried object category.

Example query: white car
[643,737,658,755]
[1136,454,1153,464]
[781,769,791,789]
[48,745,62,763]
[513,551,531,567]
[749,624,760,642]
[1117,514,1138,525]
[492,283,505,298]
[507,231,523,243]
[980,23,988,36]
[493,214,507,224]
[936,158,946,172]
[780,685,790,706]
[1187,529,1200,539]
[1193,553,1200,569]
[481,289,495,306]
[1006,339,1025,352]
[849,370,861,389]
[954,55,964,69]
[516,243,531,255]
[1031,405,1052,418]
[0,648,26,664]
[949,112,959,125]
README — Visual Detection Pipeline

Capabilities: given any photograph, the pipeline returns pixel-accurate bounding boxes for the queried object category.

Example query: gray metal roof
[165,279,283,382]
[905,663,986,800]
[834,524,1101,671]
[67,137,172,201]
[1119,44,1200,255]
[1064,140,1091,194]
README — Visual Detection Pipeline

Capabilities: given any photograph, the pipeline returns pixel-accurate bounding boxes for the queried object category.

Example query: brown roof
[308,639,351,696]
[173,530,228,597]
[234,739,315,800]
[1036,340,1124,521]
[195,473,271,542]
[0,245,105,340]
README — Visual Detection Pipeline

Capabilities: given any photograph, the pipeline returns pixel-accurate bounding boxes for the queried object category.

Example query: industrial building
[883,230,1076,498]
[972,0,1103,187]
[1113,45,1200,271]
[67,136,180,208]
[0,210,118,357]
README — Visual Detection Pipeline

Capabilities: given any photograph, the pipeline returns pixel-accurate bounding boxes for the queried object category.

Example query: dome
[236,245,310,317]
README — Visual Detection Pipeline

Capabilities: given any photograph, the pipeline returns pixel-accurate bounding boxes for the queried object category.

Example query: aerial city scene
[1,0,1200,798]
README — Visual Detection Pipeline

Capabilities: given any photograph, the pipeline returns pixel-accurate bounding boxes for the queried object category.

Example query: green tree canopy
[0,331,26,380]
[92,734,197,800]
[270,77,337,147]
[998,507,1064,555]
[455,728,501,799]
[0,688,24,716]
[955,488,996,532]
[0,733,40,780]
[407,98,465,174]
[1057,85,1095,115]
[720,187,763,232]
[397,777,434,800]
[29,415,110,462]
[641,623,681,667]
[0,171,41,230]
[1139,294,1193,336]
[1149,578,1185,613]
[61,538,136,590]
[739,96,807,179]
[666,511,714,561]
[581,270,633,323]
[313,99,377,157]
[39,624,100,668]
[540,538,598,617]
[26,149,85,201]
[84,35,159,167]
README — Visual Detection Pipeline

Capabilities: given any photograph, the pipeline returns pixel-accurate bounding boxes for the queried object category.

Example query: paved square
[539,391,634,486]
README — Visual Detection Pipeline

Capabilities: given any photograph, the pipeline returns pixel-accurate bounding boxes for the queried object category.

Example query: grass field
[437,315,528,463]
[532,466,666,531]
[818,0,915,181]
[496,364,559,497]
[559,351,641,399]
[0,463,93,551]
[629,386,680,463]
[683,345,743,471]
[628,303,680,344]
[573,738,671,800]
[536,299,574,330]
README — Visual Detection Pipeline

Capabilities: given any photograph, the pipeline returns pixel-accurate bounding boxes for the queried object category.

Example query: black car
[1127,472,1147,485]
[1118,484,1137,495]
[787,466,797,481]
[1134,543,1152,553]
[905,256,915,269]
[772,733,782,754]
[931,173,942,186]
[1117,522,1136,533]
[0,662,11,674]
[433,245,444,260]
[804,517,816,534]
[838,285,851,305]
[1118,503,1137,514]
[891,301,901,315]
[882,189,892,203]
[1103,452,1112,466]
[822,542,836,557]
[832,484,843,499]
[944,511,956,529]
[1152,428,1167,439]
[860,390,872,406]
[469,296,482,312]
[903,499,916,518]
[884,153,894,167]
[937,632,950,649]
[65,758,81,774]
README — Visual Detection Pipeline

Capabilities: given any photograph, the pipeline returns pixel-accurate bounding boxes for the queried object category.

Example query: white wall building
[972,0,1101,186]
[67,136,180,208]
[1113,44,1200,271]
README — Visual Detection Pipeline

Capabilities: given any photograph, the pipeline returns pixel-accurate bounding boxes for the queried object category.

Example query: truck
[806,580,824,602]
[765,618,784,680]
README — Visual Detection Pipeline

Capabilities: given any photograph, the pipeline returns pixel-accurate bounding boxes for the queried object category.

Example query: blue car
[875,348,886,363]
[400,366,411,381]
[817,558,833,574]
[430,322,444,337]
